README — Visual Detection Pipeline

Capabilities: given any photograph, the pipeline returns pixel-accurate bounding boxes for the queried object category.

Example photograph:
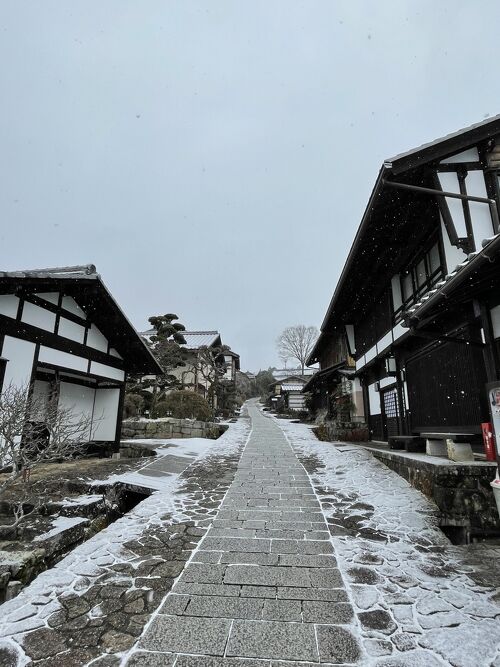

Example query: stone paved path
[126,403,361,666]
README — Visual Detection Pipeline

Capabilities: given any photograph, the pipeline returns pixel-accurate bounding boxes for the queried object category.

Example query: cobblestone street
[125,403,500,667]
[2,403,500,666]
[127,402,361,665]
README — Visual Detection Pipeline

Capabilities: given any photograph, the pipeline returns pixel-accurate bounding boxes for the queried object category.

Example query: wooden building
[0,265,161,453]
[312,116,500,445]
[271,375,308,412]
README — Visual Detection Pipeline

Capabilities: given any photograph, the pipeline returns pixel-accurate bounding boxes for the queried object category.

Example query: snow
[32,516,88,542]
[61,494,103,507]
[273,413,500,667]
[122,436,216,459]
[0,416,251,664]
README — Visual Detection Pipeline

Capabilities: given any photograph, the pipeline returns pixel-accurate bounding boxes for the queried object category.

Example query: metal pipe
[383,179,500,235]
[382,178,495,205]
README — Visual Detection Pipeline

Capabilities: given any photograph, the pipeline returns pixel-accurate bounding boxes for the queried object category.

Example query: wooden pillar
[114,383,126,454]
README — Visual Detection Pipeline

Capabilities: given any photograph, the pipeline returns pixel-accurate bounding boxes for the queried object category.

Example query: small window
[402,274,413,301]
[429,244,441,274]
[416,259,426,287]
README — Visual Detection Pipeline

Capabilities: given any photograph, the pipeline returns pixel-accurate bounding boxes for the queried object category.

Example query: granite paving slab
[127,402,362,664]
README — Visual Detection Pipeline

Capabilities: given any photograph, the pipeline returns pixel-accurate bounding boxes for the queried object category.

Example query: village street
[1,403,500,666]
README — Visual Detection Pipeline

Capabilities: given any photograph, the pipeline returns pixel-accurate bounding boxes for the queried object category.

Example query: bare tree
[0,382,99,531]
[276,325,319,375]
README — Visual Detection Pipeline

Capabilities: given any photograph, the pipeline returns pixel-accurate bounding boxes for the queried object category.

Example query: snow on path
[275,414,500,667]
[0,418,250,666]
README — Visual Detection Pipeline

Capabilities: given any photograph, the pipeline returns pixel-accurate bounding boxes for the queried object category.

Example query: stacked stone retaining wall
[122,418,227,441]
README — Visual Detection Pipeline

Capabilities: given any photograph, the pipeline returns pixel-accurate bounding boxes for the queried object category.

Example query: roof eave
[319,166,388,332]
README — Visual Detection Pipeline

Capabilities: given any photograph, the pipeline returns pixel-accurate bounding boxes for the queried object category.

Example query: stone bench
[388,435,426,453]
[420,432,475,462]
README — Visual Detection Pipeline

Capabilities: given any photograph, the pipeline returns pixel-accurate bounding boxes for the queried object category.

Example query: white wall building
[0,265,161,454]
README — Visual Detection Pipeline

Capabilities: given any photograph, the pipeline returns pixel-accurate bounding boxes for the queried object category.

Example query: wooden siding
[405,331,488,433]
[355,289,393,357]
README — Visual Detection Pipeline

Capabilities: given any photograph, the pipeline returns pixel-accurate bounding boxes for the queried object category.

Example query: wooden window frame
[394,238,445,322]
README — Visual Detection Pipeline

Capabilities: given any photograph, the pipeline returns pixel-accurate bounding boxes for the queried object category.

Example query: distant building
[271,375,308,412]
[0,265,161,453]
[139,328,240,405]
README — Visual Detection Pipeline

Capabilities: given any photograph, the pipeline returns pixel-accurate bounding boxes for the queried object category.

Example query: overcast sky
[1,2,500,371]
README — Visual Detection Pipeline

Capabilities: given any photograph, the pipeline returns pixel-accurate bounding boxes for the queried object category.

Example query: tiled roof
[0,264,98,279]
[182,331,221,349]
[140,329,221,350]
[385,113,500,168]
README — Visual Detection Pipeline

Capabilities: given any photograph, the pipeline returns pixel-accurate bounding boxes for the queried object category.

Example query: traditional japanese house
[222,349,241,386]
[313,115,500,446]
[271,375,308,412]
[0,265,161,454]
[305,331,363,424]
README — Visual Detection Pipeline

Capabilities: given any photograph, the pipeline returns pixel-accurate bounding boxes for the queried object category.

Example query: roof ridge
[3,264,97,276]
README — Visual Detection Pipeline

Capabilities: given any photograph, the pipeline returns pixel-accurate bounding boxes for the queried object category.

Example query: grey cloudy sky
[1,1,499,371]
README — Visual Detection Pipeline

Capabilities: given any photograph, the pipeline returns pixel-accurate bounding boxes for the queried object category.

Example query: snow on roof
[385,113,500,168]
[140,329,221,349]
[0,264,98,279]
[0,264,161,375]
[182,331,221,348]
[273,368,316,380]
[281,384,305,392]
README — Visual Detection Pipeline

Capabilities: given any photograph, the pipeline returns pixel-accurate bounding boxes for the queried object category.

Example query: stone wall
[313,421,369,442]
[121,418,227,441]
[369,449,500,536]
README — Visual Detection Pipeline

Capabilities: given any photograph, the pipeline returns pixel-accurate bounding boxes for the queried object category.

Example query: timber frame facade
[309,115,500,453]
[0,265,161,454]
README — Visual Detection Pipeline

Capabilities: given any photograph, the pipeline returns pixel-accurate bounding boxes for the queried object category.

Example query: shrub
[124,393,144,418]
[159,390,212,421]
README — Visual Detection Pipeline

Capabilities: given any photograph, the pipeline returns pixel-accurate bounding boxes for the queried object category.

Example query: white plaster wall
[37,292,59,305]
[403,379,410,412]
[90,362,125,382]
[466,170,495,247]
[491,305,500,339]
[391,275,402,311]
[39,346,89,373]
[440,216,467,273]
[31,380,52,419]
[92,388,120,441]
[355,355,366,371]
[441,148,479,163]
[1,337,36,390]
[21,302,56,332]
[379,377,396,389]
[368,382,381,415]
[352,377,365,420]
[58,382,95,440]
[61,296,86,319]
[377,331,392,355]
[87,324,108,352]
[438,172,467,238]
[58,317,86,344]
[365,345,377,364]
[0,294,19,318]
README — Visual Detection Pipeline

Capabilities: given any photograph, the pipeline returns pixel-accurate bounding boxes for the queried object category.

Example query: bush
[153,401,171,418]
[158,390,212,421]
[124,393,144,418]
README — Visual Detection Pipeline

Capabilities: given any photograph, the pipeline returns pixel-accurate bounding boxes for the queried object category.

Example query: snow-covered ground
[0,417,250,666]
[276,415,500,667]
